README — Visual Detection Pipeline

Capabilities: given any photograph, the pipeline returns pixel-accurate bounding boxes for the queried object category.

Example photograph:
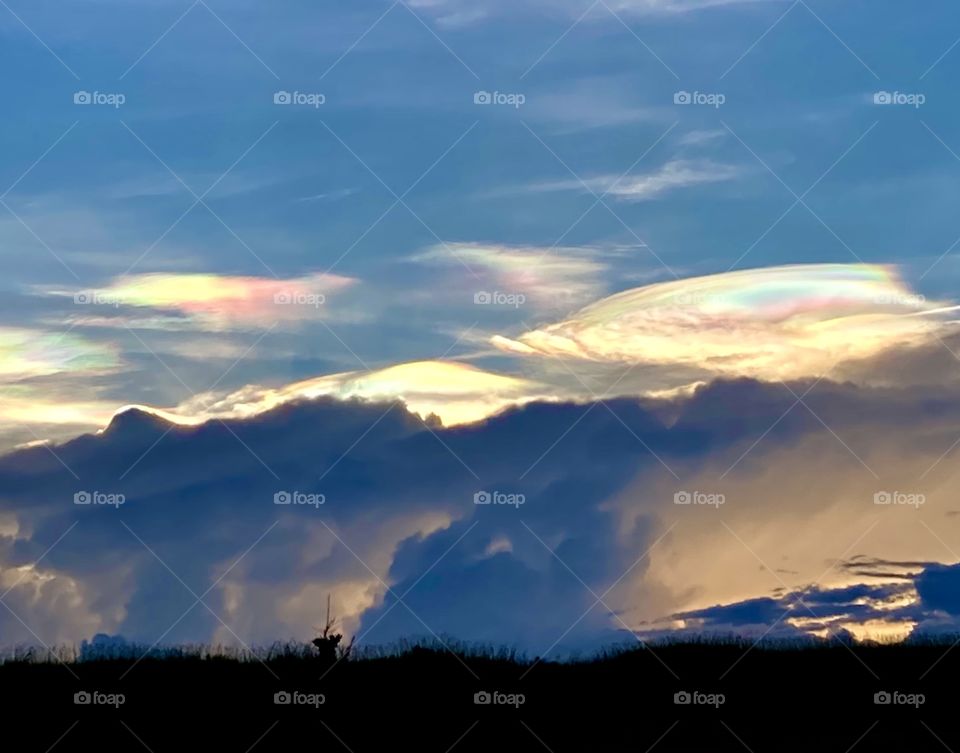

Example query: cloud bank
[4,366,960,653]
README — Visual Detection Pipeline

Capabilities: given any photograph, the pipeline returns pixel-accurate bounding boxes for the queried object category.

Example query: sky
[3,0,960,654]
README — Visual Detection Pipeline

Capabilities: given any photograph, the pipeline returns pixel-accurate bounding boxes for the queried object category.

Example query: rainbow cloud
[16,264,958,448]
[412,243,608,311]
[0,328,119,379]
[0,328,121,441]
[492,264,958,381]
[55,272,358,329]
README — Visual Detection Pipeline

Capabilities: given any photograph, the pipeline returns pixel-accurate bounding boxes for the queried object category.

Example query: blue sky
[4,1,960,650]
[4,0,960,449]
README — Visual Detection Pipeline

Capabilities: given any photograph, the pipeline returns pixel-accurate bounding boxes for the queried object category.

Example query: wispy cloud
[677,129,728,147]
[412,0,779,25]
[611,0,779,12]
[411,242,612,311]
[295,188,359,203]
[526,160,742,202]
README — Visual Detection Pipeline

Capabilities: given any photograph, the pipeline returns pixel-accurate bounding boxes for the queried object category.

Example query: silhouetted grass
[5,636,960,751]
[6,632,930,666]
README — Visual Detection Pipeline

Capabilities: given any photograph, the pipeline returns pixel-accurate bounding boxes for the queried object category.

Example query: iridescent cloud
[412,243,609,311]
[0,328,121,447]
[15,264,959,450]
[51,272,358,329]
[0,327,119,379]
[492,264,957,381]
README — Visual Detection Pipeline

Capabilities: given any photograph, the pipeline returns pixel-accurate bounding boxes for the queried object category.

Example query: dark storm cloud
[6,374,960,651]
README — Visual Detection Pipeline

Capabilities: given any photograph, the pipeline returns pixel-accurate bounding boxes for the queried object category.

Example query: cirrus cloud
[527,160,743,202]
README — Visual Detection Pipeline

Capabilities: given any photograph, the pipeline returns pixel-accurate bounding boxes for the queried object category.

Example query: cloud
[1,395,645,649]
[296,189,359,203]
[7,370,960,652]
[0,327,119,379]
[410,243,611,312]
[0,394,118,433]
[12,262,952,454]
[914,564,960,616]
[664,581,920,642]
[492,264,958,383]
[411,0,778,25]
[169,359,555,428]
[678,129,728,147]
[609,0,776,11]
[528,160,742,202]
[662,559,960,643]
[0,328,122,449]
[8,263,955,458]
[522,76,665,132]
[43,272,359,331]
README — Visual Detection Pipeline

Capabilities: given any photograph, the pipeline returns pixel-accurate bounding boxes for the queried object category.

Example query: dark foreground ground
[3,637,959,751]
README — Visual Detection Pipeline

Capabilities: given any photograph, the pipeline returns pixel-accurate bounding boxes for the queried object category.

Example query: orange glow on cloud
[168,360,550,427]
